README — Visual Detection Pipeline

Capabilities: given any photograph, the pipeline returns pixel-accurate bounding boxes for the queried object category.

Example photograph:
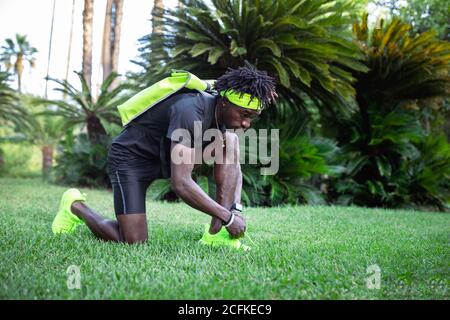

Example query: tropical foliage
[323,14,450,210]
[0,71,30,172]
[240,104,344,206]
[134,0,368,114]
[33,71,131,186]
[1,2,449,212]
[406,134,450,208]
[38,71,130,144]
[0,71,26,129]
[20,95,67,178]
[133,2,450,210]
[54,132,111,188]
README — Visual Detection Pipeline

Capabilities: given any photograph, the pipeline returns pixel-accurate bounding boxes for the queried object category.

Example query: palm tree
[0,71,30,170]
[0,71,28,129]
[102,0,113,82]
[83,0,94,92]
[20,95,67,178]
[135,0,367,113]
[151,0,164,40]
[111,0,124,79]
[101,0,124,88]
[38,71,131,145]
[0,34,37,93]
[148,0,165,70]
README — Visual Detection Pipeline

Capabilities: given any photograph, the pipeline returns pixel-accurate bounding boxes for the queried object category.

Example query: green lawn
[0,178,448,299]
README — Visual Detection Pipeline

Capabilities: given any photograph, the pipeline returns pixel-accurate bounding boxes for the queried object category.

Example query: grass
[0,177,448,300]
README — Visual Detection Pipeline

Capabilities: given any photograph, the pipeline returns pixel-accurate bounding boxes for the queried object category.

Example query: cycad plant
[407,134,450,209]
[351,14,449,115]
[135,0,367,113]
[324,14,450,210]
[39,71,130,144]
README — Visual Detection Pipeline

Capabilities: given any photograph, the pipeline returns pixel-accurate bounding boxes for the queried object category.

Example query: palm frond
[133,0,366,113]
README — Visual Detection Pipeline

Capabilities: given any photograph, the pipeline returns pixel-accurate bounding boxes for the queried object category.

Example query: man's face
[221,99,261,130]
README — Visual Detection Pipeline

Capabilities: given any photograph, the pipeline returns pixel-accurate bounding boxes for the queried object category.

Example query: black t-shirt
[108,89,225,178]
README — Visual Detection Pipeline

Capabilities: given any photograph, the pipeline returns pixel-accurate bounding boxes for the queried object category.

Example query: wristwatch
[222,203,243,227]
[230,203,243,213]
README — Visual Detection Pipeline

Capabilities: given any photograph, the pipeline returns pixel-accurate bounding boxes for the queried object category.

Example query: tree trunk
[102,0,123,89]
[152,0,164,34]
[45,0,56,98]
[42,145,53,179]
[83,0,94,92]
[16,53,23,93]
[86,114,107,145]
[64,0,76,84]
[101,0,113,82]
[111,0,123,87]
[150,0,165,68]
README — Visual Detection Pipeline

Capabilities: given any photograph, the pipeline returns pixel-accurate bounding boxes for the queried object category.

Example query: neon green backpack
[118,70,215,126]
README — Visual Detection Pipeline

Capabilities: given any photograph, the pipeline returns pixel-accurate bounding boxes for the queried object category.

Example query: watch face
[233,203,243,211]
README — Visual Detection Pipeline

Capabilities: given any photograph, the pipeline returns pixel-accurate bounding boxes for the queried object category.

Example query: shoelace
[243,231,257,247]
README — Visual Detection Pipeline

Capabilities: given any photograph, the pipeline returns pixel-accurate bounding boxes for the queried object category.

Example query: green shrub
[407,134,450,210]
[323,15,450,211]
[240,134,342,206]
[53,133,111,188]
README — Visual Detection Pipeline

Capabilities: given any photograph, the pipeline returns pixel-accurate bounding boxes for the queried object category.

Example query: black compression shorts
[108,148,163,215]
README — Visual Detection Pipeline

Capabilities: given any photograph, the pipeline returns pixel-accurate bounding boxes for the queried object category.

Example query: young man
[51,64,277,250]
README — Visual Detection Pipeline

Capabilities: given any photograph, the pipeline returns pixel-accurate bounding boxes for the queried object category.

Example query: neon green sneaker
[52,188,87,234]
[199,224,251,251]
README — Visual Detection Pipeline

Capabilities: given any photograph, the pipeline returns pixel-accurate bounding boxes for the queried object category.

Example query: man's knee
[123,233,148,244]
[117,214,148,244]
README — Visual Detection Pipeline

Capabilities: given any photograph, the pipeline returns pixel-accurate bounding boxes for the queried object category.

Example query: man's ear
[220,96,227,107]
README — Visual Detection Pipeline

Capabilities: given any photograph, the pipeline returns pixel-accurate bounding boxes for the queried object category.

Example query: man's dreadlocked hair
[213,61,278,110]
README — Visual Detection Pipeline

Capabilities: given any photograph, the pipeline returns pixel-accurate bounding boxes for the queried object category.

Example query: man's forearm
[173,177,231,223]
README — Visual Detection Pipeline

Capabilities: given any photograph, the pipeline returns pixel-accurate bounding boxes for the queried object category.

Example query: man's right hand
[226,211,246,238]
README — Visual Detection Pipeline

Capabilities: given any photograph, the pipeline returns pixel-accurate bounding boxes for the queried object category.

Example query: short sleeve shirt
[108,88,225,178]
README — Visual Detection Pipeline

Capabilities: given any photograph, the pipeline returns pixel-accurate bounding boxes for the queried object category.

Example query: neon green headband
[220,90,262,110]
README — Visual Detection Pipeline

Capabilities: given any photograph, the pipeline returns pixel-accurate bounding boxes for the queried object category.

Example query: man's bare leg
[70,202,148,244]
[210,133,242,234]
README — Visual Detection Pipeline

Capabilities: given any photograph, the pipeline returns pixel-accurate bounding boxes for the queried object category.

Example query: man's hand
[226,211,246,238]
[170,142,244,231]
